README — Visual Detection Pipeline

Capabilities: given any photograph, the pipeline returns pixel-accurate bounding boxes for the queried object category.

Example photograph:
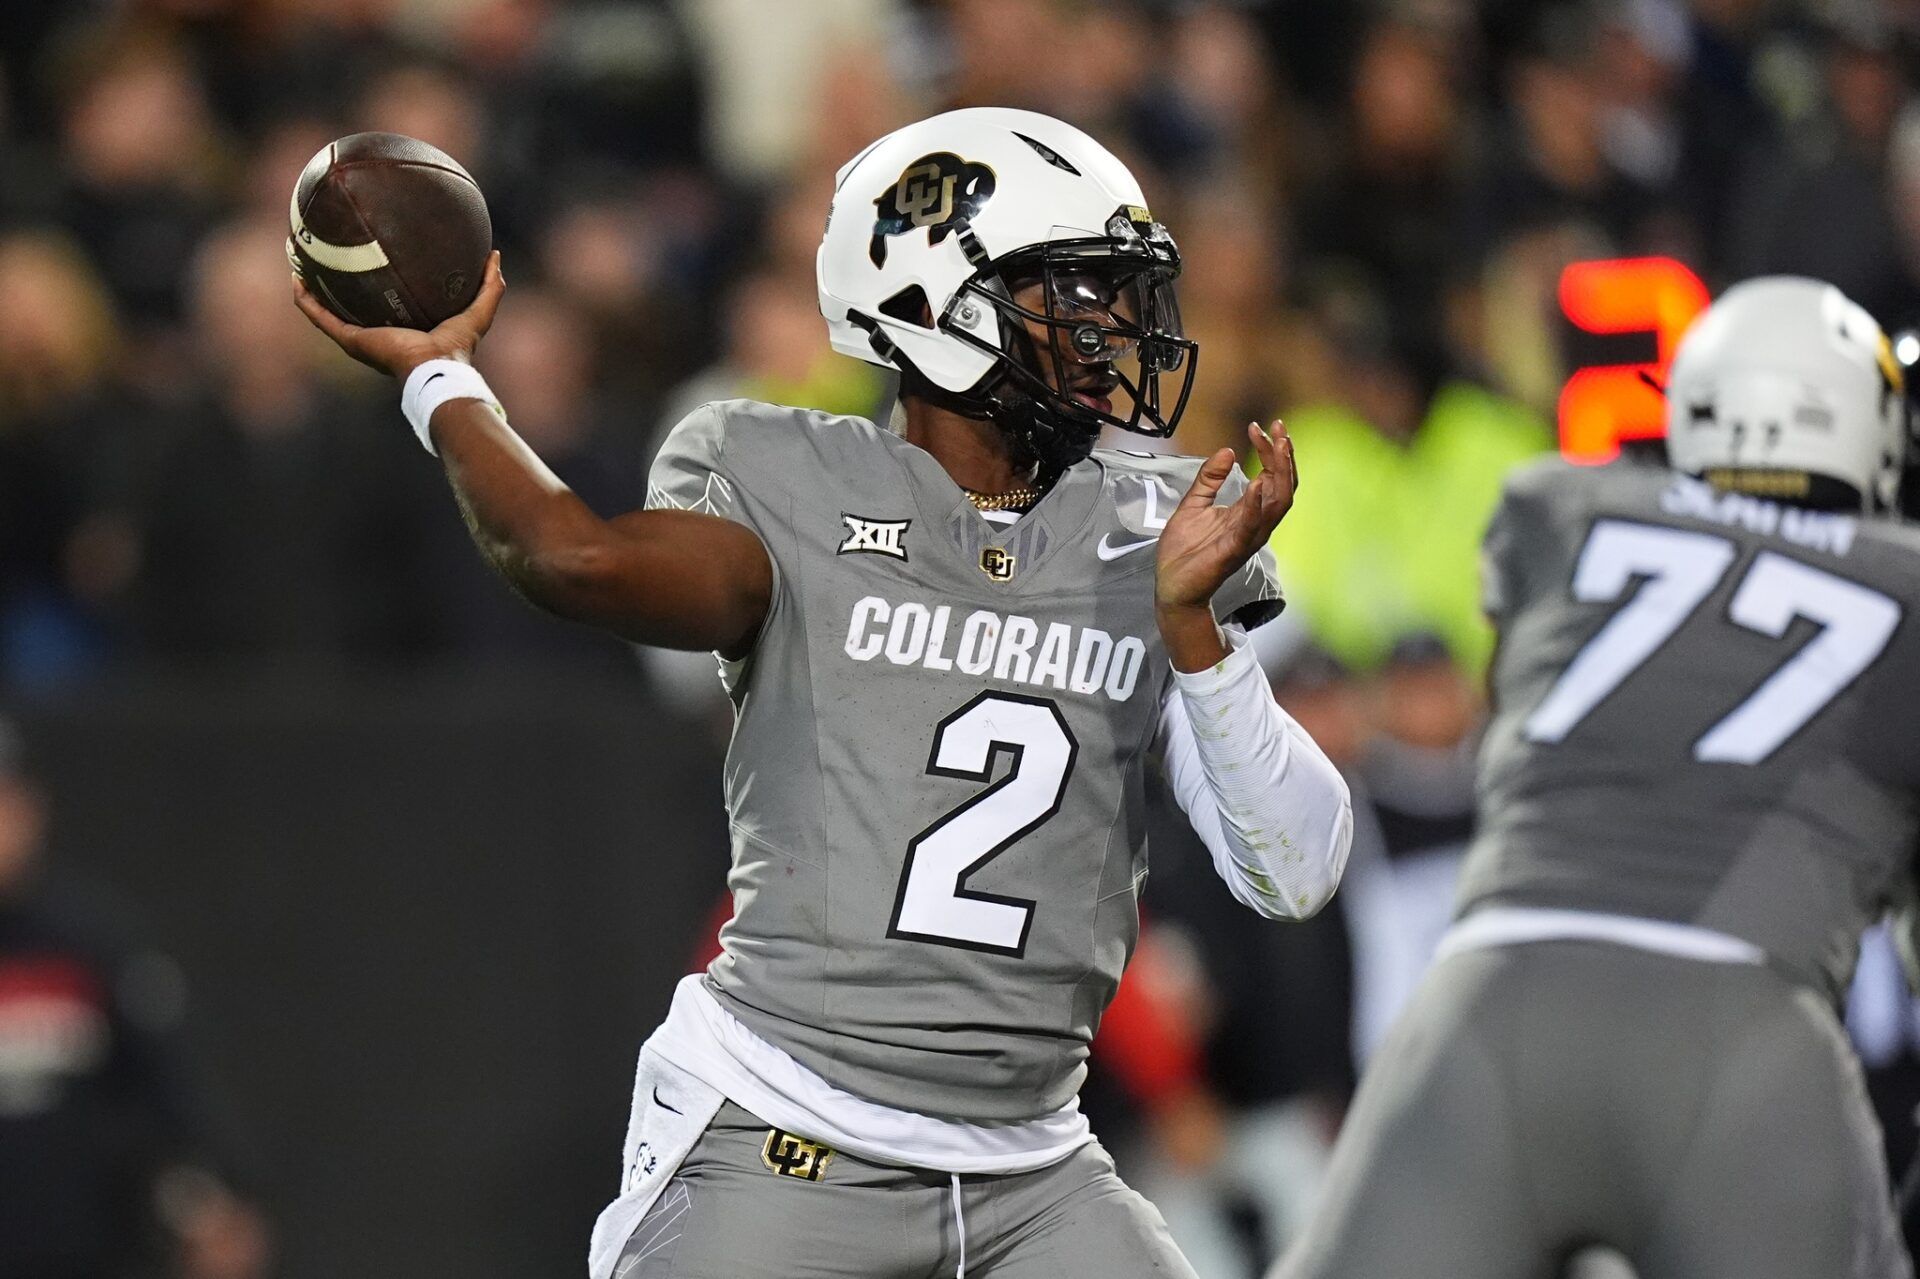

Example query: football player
[1276,276,1920,1279]
[293,108,1353,1279]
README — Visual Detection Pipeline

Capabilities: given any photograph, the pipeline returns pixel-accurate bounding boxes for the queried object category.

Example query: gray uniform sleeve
[1480,460,1569,622]
[1839,531,1920,795]
[646,403,755,528]
[643,402,783,679]
[1212,466,1286,630]
[1845,542,1920,988]
[1480,497,1521,623]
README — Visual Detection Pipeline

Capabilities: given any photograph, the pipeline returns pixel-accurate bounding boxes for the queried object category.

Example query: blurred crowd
[12,0,1920,1276]
[9,0,1920,692]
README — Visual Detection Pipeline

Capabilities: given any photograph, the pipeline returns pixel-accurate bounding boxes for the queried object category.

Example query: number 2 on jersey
[888,692,1079,956]
[1524,519,1901,763]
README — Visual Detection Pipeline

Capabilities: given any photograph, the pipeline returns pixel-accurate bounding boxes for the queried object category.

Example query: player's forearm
[1160,631,1353,920]
[1156,602,1231,673]
[431,401,771,652]
[430,399,615,616]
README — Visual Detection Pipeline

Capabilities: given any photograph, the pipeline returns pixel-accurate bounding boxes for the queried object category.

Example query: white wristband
[401,359,501,455]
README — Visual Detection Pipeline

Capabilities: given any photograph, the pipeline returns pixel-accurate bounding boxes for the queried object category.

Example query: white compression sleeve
[1158,626,1353,919]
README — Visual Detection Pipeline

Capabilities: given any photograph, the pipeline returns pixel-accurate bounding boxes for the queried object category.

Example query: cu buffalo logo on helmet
[870,153,996,268]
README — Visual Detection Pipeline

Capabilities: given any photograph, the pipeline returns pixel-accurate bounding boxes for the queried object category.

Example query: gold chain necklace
[963,484,1044,512]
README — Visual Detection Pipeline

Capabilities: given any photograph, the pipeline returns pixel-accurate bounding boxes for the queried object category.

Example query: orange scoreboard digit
[1558,257,1710,463]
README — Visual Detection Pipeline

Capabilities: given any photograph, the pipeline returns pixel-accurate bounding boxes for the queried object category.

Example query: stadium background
[5,1,1920,1276]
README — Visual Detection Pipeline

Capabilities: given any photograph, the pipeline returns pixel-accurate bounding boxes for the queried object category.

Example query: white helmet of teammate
[818,108,1194,472]
[1666,276,1906,512]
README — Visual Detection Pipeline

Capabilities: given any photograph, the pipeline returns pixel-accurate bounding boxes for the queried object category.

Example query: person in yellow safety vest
[1265,349,1552,677]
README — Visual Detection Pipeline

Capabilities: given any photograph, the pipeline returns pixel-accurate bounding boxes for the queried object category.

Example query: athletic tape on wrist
[401,359,500,455]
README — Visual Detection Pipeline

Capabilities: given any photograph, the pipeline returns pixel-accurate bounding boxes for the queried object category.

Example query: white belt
[1437,906,1767,966]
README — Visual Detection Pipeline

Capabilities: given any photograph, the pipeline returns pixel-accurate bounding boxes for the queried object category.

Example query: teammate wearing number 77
[292,108,1352,1279]
[1277,275,1920,1279]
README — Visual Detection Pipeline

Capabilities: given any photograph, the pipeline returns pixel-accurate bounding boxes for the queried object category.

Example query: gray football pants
[1275,940,1911,1279]
[611,1101,1198,1279]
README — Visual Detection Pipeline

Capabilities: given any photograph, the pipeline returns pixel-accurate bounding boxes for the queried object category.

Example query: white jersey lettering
[1070,630,1113,695]
[846,596,890,660]
[886,602,932,665]
[924,606,956,671]
[1105,637,1147,701]
[1660,476,1857,556]
[844,597,1148,703]
[1032,623,1074,691]
[995,616,1040,683]
[956,611,997,675]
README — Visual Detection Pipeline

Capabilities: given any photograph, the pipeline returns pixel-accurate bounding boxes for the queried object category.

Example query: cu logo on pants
[761,1129,835,1181]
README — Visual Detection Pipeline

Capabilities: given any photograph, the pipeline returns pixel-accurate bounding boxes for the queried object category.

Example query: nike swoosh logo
[423,371,446,386]
[1097,534,1158,561]
[653,1086,681,1114]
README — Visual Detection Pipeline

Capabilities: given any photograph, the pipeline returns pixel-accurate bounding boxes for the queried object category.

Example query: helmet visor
[955,231,1197,439]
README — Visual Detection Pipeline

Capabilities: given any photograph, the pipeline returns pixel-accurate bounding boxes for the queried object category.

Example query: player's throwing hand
[1155,419,1297,616]
[293,250,506,380]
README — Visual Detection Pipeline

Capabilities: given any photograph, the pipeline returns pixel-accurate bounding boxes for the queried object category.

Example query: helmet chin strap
[895,370,1097,483]
[981,382,1101,480]
[980,318,1104,482]
[880,320,1103,486]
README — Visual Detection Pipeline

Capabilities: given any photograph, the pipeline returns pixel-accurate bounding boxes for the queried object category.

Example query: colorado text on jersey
[843,596,1149,703]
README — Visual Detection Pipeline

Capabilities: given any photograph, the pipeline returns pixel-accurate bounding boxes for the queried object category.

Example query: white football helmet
[818,108,1193,472]
[1665,276,1906,512]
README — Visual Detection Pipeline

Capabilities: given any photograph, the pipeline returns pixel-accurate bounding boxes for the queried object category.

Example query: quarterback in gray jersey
[1279,279,1920,1279]
[294,107,1352,1279]
[644,399,1297,1123]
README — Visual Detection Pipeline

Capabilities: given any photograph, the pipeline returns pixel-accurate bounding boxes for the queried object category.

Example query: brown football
[287,132,491,330]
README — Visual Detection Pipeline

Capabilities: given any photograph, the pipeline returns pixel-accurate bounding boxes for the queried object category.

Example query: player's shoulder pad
[1091,447,1210,482]
[1092,448,1252,534]
[1494,453,1659,534]
[1851,512,1920,570]
[691,397,890,450]
[1497,451,1583,505]
[673,398,892,474]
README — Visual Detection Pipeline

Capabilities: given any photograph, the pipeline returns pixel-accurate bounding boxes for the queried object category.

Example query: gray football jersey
[1461,457,1920,998]
[646,400,1283,1122]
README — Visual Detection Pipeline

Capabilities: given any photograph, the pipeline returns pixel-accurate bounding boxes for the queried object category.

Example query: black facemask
[945,214,1197,477]
[853,210,1197,483]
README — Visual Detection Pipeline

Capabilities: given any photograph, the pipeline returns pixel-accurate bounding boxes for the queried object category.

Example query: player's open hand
[1154,420,1296,616]
[292,250,505,379]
